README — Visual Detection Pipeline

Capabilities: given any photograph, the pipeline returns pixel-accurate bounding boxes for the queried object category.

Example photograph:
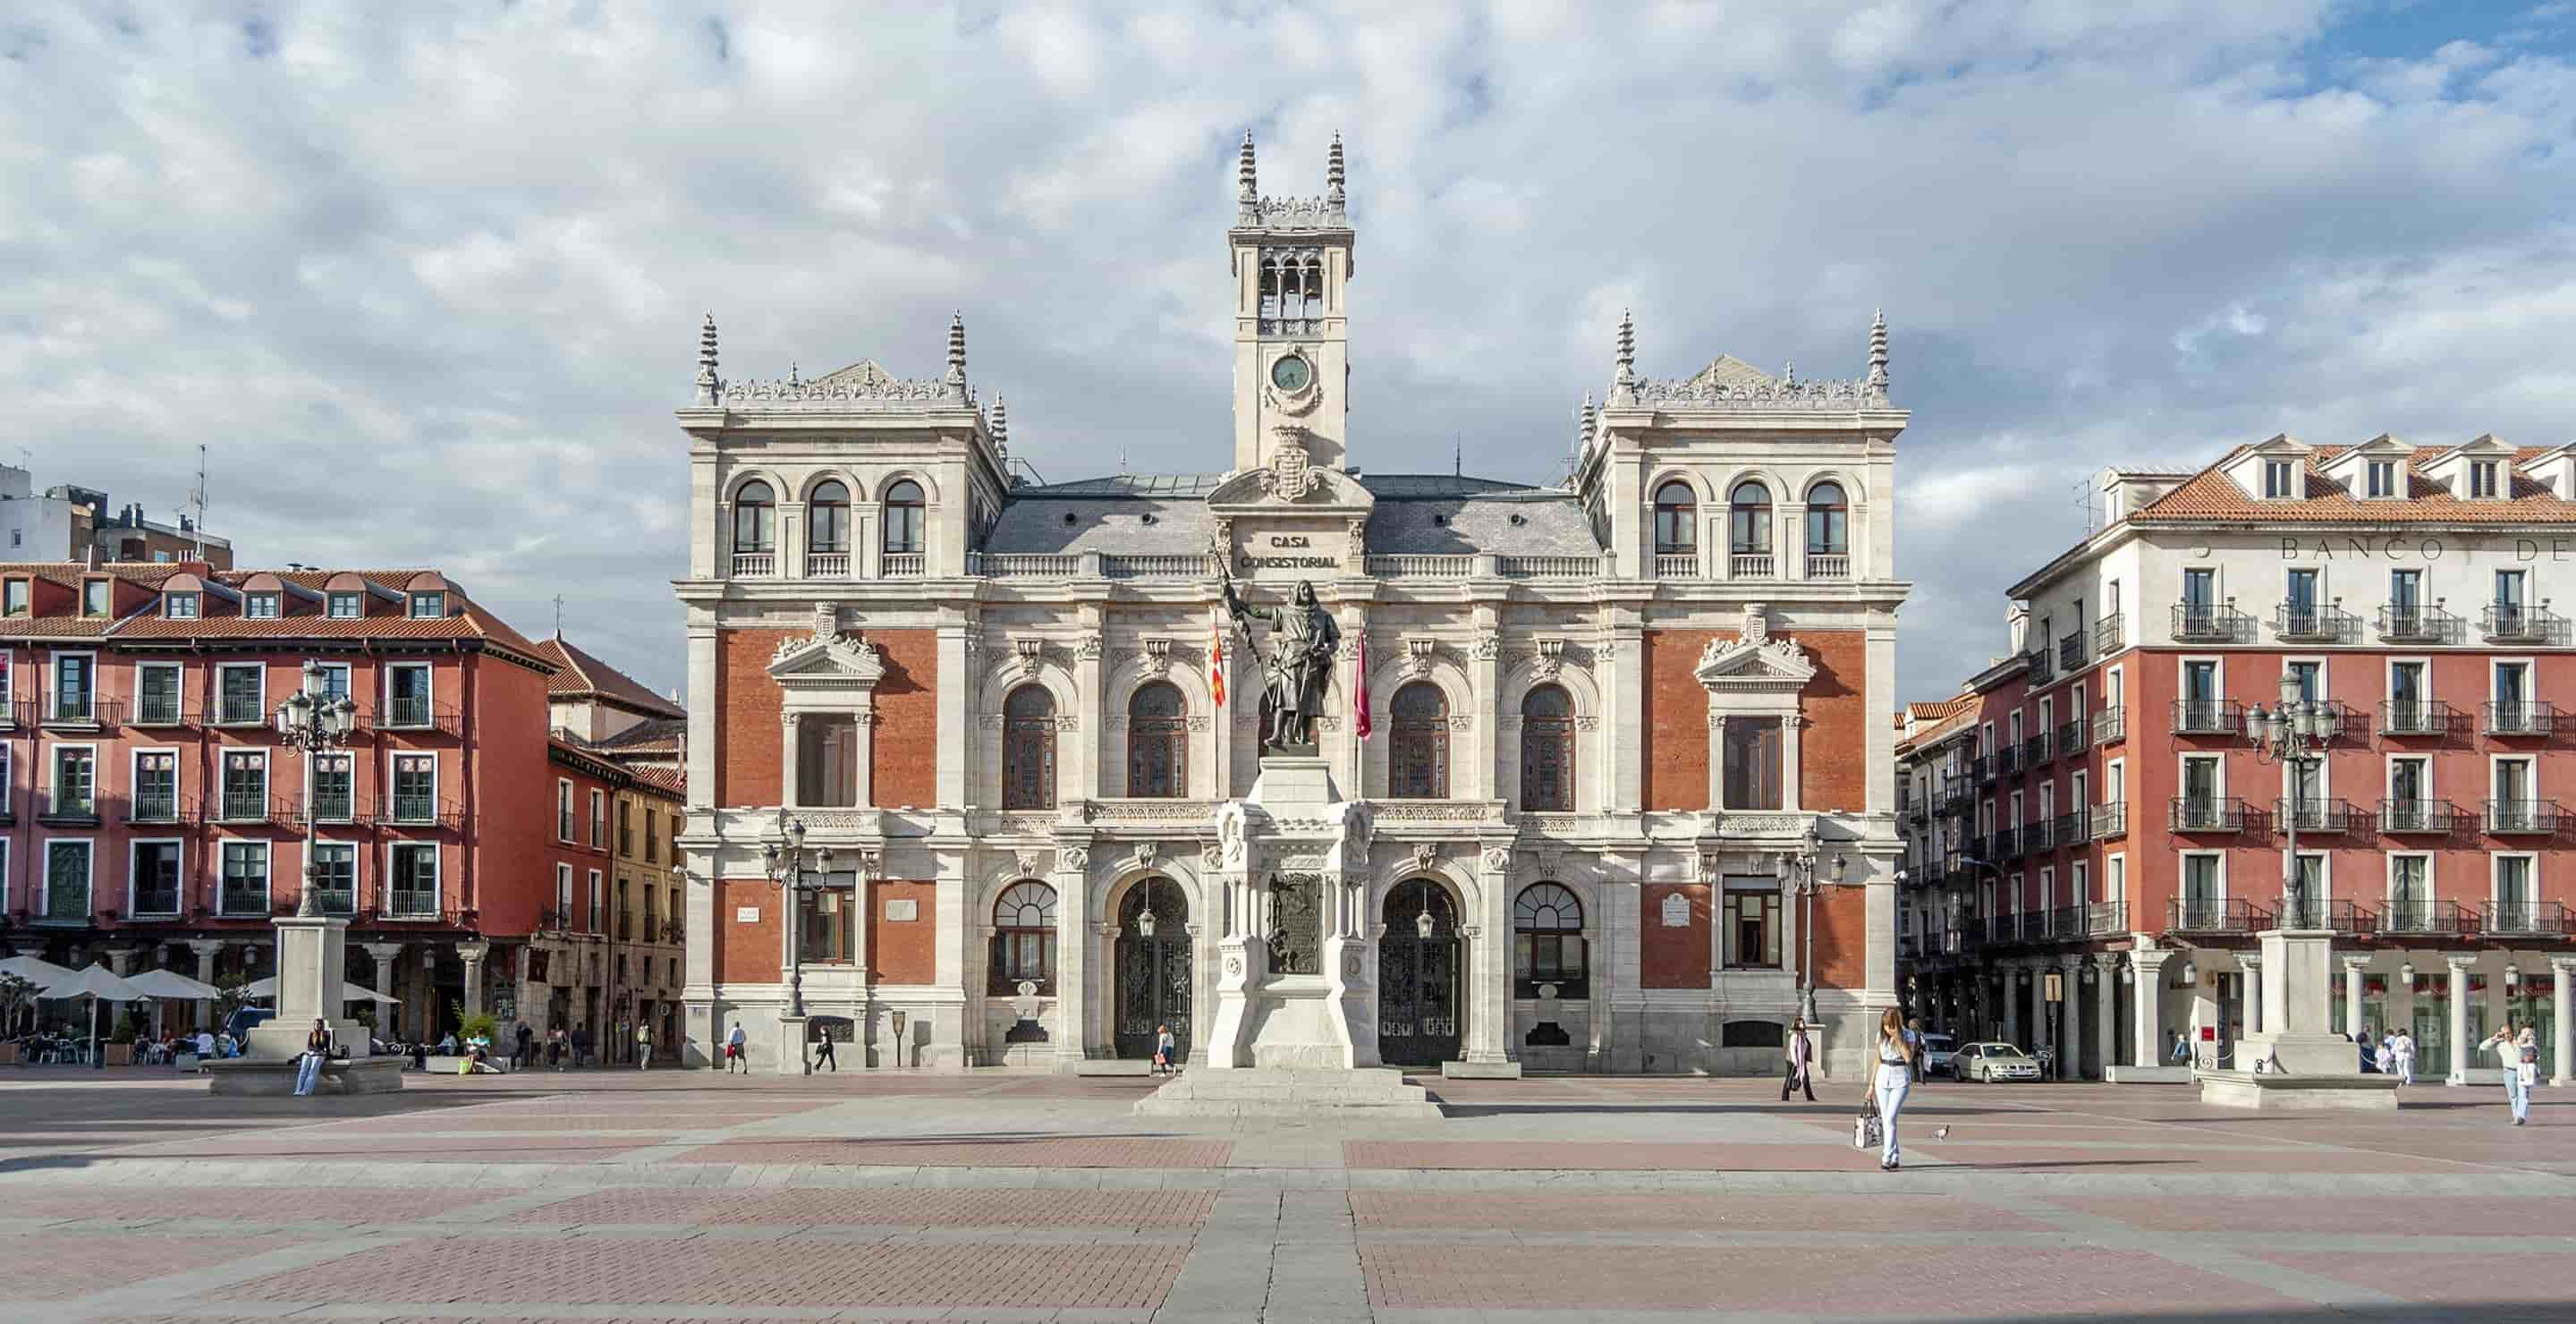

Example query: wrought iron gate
[1114,877,1191,1059]
[1377,878,1462,1065]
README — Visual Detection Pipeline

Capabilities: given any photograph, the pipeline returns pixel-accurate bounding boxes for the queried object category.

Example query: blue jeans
[2505,1070,2530,1122]
[292,1052,323,1097]
[1874,1069,1911,1166]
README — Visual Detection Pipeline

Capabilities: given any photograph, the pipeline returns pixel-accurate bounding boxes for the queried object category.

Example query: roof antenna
[554,594,565,637]
[189,443,208,560]
[1453,435,1462,477]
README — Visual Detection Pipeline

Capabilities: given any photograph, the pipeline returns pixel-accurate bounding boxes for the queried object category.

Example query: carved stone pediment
[769,607,886,689]
[1694,606,1816,691]
[1203,454,1374,512]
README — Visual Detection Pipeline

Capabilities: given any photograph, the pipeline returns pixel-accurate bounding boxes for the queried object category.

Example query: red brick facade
[712,877,781,984]
[1642,631,1716,811]
[868,879,938,983]
[714,628,789,809]
[1640,882,1710,989]
[866,631,937,809]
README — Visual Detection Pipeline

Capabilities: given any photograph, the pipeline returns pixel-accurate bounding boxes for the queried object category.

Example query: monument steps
[1131,1067,1447,1119]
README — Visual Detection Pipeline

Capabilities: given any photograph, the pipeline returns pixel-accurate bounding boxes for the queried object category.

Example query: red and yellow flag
[1209,612,1226,708]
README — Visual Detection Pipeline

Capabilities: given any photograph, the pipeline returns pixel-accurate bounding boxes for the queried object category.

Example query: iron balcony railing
[1994,826,2023,860]
[2094,613,2124,658]
[2056,634,2085,673]
[2168,897,2266,934]
[124,789,191,825]
[2027,649,2056,686]
[2170,699,2242,735]
[2091,801,2127,839]
[2274,797,2354,834]
[132,692,189,726]
[384,694,437,729]
[2484,900,2570,938]
[2379,700,2457,736]
[2026,817,2055,853]
[216,886,271,918]
[1970,754,1995,785]
[2173,602,2254,643]
[2052,811,2083,847]
[2273,602,2359,642]
[1997,745,2022,777]
[2057,719,2084,756]
[216,792,285,825]
[2485,799,2564,835]
[2379,798,2458,834]
[1935,780,1975,815]
[2024,733,2051,766]
[2274,895,2372,935]
[2086,899,2129,938]
[2380,898,2471,937]
[2485,700,2558,736]
[2093,707,2125,745]
[2169,796,2249,833]
[307,789,358,824]
[2482,602,2566,644]
[2377,603,2461,643]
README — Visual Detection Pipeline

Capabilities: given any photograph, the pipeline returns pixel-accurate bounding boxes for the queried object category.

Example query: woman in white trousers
[1870,1006,1917,1171]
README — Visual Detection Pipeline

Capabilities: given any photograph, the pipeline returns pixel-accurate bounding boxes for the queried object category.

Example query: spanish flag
[1209,611,1225,708]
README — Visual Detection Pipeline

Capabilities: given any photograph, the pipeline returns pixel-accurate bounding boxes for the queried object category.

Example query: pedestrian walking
[2481,1021,2538,1125]
[572,1023,592,1068]
[812,1026,837,1072]
[513,1019,533,1071]
[1903,1018,1926,1083]
[726,1021,749,1074]
[2171,1029,2190,1065]
[1868,1006,1916,1171]
[547,1026,566,1071]
[1152,1023,1176,1077]
[1781,1019,1817,1102]
[2391,1027,2416,1085]
[632,1023,651,1070]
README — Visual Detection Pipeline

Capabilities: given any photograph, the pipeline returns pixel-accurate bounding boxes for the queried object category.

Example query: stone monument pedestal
[2199,928,2394,1111]
[210,904,400,1097]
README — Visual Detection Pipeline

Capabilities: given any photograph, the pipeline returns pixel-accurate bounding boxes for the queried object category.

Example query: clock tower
[1229,132,1353,473]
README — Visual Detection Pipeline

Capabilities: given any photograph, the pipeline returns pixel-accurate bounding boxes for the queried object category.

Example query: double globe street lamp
[274,659,360,919]
[761,814,833,1074]
[1775,821,1846,1025]
[2246,670,2336,928]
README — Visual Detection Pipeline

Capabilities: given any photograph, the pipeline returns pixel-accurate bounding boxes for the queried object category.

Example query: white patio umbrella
[0,954,76,1034]
[125,969,224,1040]
[243,974,400,1006]
[48,964,148,1070]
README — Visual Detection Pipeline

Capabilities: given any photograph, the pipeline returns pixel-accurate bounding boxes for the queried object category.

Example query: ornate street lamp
[2248,670,2336,927]
[274,659,358,918]
[1775,821,1843,1024]
[759,813,834,1073]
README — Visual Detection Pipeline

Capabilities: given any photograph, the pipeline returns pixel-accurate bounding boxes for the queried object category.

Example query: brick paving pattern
[112,1133,664,1162]
[671,1135,1233,1167]
[0,1233,316,1299]
[2256,1251,2576,1306]
[1344,1139,1885,1170]
[2043,1194,2574,1235]
[1350,1189,2053,1232]
[213,1236,1188,1309]
[514,1185,1218,1226]
[0,1186,498,1224]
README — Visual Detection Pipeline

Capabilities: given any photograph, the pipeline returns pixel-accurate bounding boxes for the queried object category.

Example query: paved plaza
[0,1068,2569,1322]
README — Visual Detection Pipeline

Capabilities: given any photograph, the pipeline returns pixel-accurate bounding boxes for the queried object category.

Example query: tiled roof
[528,636,684,717]
[628,766,687,797]
[591,716,686,751]
[2136,445,2576,524]
[0,563,555,665]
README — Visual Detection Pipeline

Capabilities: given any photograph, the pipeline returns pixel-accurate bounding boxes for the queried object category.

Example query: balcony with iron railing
[215,885,272,919]
[2378,699,2457,737]
[213,692,269,726]
[2485,799,2564,836]
[2170,699,2243,735]
[377,694,455,732]
[38,788,99,827]
[2273,602,2360,643]
[2085,899,2129,938]
[2092,706,2125,745]
[2168,897,2267,934]
[1933,780,1973,816]
[215,792,292,826]
[2091,801,2127,839]
[2380,898,2472,937]
[2481,601,2566,644]
[2485,700,2557,737]
[2173,601,2255,643]
[2484,900,2570,938]
[123,789,195,826]
[2377,602,2462,643]
[2273,797,2355,834]
[41,695,124,729]
[2056,633,2085,674]
[2056,719,2084,757]
[1996,744,2022,777]
[2024,732,2051,766]
[2274,895,2373,935]
[2025,817,2055,853]
[2052,810,2083,848]
[2169,796,2249,833]
[1993,825,2023,860]
[2378,798,2459,834]
[306,788,359,825]
[2094,613,2125,658]
[2026,649,2055,686]
[131,694,192,727]
[1970,754,1994,785]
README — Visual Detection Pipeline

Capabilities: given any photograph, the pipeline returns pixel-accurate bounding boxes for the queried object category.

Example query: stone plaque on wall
[735,906,760,923]
[1659,892,1691,928]
[1267,872,1321,975]
[885,898,919,922]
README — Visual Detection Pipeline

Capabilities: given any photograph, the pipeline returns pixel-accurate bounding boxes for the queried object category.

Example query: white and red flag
[1353,629,1372,740]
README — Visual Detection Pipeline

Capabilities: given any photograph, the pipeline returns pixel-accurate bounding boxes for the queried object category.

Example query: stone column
[188,939,226,1031]
[1074,615,1105,802]
[2342,955,2368,1038]
[2239,954,2260,1035]
[104,946,137,976]
[1052,847,1090,1065]
[2130,949,2168,1068]
[1460,844,1514,1067]
[2001,966,2021,1046]
[2552,958,2575,1089]
[459,940,490,1021]
[2445,955,2474,1085]
[935,617,969,810]
[2059,957,2083,1080]
[2092,953,2119,1077]
[780,711,801,808]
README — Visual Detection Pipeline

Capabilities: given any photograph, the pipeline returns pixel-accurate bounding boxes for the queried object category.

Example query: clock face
[1270,353,1312,393]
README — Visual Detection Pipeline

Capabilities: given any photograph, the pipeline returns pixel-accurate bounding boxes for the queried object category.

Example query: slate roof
[983,471,1603,559]
[528,635,685,718]
[2138,445,2576,524]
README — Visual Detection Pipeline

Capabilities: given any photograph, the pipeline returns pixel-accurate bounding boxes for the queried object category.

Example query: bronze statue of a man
[1221,576,1340,752]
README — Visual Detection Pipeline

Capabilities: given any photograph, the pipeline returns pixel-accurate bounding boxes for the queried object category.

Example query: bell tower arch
[1230,132,1353,473]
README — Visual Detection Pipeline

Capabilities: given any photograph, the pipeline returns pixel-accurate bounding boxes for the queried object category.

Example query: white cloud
[1,0,2569,700]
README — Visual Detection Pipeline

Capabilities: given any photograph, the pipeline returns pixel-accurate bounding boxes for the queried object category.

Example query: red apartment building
[0,561,671,1044]
[1901,436,2576,1086]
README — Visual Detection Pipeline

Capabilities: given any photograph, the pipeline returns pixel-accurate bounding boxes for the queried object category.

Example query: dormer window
[4,580,27,616]
[2262,460,2295,498]
[2366,460,2398,499]
[2470,460,2501,499]
[80,580,108,618]
[407,590,445,619]
[244,592,281,620]
[326,590,361,619]
[164,592,200,620]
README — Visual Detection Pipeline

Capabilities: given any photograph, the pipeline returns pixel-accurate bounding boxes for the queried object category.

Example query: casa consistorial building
[673,133,1911,1076]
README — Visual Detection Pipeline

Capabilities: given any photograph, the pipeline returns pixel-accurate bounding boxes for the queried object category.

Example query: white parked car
[1955,1041,2041,1082]
[1918,1033,1958,1078]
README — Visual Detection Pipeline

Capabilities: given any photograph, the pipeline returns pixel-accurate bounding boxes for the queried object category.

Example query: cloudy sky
[8,1,2573,702]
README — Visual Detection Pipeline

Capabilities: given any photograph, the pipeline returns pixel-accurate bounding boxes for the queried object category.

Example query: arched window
[1729,480,1773,556]
[988,880,1056,994]
[883,480,925,555]
[1514,882,1587,997]
[1389,683,1449,799]
[809,480,851,555]
[1520,684,1575,812]
[1805,481,1848,556]
[1001,685,1056,811]
[1653,481,1697,555]
[732,480,775,554]
[1259,256,1281,321]
[1126,682,1187,798]
[1302,256,1324,318]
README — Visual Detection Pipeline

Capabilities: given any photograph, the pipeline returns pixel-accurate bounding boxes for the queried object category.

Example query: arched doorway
[1114,877,1191,1059]
[1378,878,1462,1065]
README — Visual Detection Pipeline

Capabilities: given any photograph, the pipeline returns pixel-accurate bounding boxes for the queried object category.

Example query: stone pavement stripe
[1155,1186,1278,1323]
[1990,1192,2409,1313]
[64,1233,408,1315]
[1260,1190,1367,1324]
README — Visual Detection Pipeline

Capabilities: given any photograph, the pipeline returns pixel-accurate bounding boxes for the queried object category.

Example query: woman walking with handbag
[1868,1006,1917,1171]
